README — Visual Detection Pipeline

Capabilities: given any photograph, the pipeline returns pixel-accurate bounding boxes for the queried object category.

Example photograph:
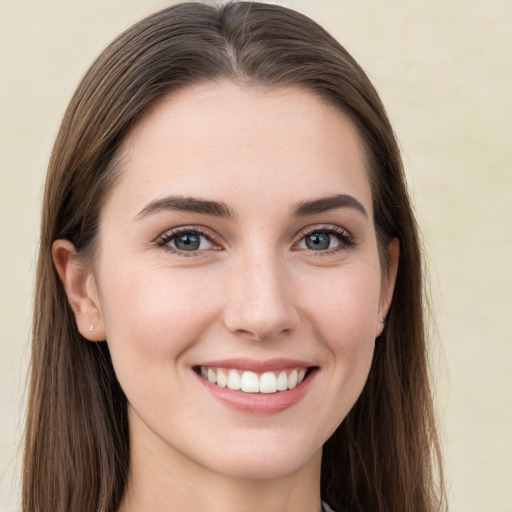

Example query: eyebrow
[134,195,235,220]
[291,194,368,218]
[134,193,368,221]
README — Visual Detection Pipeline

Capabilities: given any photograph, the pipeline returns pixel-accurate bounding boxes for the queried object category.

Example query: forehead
[109,81,372,219]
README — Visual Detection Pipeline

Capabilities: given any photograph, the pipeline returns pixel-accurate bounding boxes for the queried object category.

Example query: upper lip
[195,358,315,373]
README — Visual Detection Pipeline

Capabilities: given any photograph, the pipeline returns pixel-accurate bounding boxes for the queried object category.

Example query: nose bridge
[223,244,298,340]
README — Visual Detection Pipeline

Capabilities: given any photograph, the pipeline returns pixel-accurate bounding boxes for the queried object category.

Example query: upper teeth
[200,367,307,394]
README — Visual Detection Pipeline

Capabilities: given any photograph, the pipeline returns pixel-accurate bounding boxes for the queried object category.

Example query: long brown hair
[24,2,445,511]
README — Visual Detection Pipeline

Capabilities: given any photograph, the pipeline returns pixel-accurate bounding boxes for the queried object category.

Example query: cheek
[298,265,379,414]
[301,264,381,345]
[97,263,219,370]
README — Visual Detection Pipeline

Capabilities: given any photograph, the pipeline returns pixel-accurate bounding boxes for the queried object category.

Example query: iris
[305,232,331,251]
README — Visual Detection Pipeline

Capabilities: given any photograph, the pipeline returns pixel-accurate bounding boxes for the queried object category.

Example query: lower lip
[196,369,316,415]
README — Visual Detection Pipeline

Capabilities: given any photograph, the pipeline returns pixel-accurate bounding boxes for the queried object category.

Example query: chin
[194,430,323,481]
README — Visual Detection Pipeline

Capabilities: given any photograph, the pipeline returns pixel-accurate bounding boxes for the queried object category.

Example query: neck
[119,416,323,512]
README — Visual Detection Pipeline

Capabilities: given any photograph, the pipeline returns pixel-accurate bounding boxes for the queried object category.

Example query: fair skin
[53,81,398,512]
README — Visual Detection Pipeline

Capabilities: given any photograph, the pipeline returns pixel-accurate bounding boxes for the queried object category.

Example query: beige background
[1,1,511,510]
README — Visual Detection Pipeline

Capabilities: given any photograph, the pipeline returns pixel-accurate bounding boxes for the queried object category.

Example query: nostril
[236,329,263,341]
[233,328,295,343]
[223,307,300,342]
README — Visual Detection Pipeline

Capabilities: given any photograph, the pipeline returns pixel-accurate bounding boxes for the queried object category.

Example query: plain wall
[1,1,511,510]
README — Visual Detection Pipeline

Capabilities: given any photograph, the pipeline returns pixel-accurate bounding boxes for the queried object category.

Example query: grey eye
[170,232,213,251]
[298,232,341,251]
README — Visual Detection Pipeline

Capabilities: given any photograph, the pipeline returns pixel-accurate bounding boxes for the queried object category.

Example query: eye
[296,227,353,252]
[157,228,216,253]
[300,232,339,251]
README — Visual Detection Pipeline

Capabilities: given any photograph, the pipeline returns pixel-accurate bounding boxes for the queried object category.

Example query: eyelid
[156,225,222,255]
[154,223,355,258]
[292,224,355,251]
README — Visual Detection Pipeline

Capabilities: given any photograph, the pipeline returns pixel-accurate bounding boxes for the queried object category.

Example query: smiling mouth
[195,366,314,394]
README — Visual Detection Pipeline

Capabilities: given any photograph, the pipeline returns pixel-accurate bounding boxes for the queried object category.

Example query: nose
[223,250,299,341]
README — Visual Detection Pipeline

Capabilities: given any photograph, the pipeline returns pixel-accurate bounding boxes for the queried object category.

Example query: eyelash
[294,225,355,258]
[155,225,355,257]
[156,226,220,257]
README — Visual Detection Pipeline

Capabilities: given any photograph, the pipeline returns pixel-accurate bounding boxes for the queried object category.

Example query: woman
[24,2,445,511]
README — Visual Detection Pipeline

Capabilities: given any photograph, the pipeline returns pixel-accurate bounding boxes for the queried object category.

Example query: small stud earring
[89,324,94,332]
[380,318,385,325]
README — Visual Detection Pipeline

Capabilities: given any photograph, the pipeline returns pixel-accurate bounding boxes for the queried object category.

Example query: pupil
[306,232,330,250]
[175,233,200,251]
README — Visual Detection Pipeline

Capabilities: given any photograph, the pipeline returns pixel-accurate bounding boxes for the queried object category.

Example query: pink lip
[196,358,313,372]
[194,363,318,415]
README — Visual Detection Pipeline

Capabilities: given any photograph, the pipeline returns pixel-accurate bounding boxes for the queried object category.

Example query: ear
[52,239,106,342]
[376,237,399,337]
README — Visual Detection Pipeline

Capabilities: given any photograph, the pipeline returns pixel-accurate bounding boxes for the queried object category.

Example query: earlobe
[52,239,106,342]
[376,237,400,337]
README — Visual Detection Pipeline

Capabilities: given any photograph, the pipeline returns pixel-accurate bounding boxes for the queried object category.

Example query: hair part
[24,2,445,511]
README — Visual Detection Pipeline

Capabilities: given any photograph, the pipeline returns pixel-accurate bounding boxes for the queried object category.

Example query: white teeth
[216,369,227,388]
[259,372,277,393]
[200,366,310,393]
[207,369,217,384]
[288,369,298,389]
[227,369,241,390]
[241,371,260,392]
[276,371,288,391]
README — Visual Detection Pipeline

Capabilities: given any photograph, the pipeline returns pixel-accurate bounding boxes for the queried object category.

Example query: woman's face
[85,82,397,480]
